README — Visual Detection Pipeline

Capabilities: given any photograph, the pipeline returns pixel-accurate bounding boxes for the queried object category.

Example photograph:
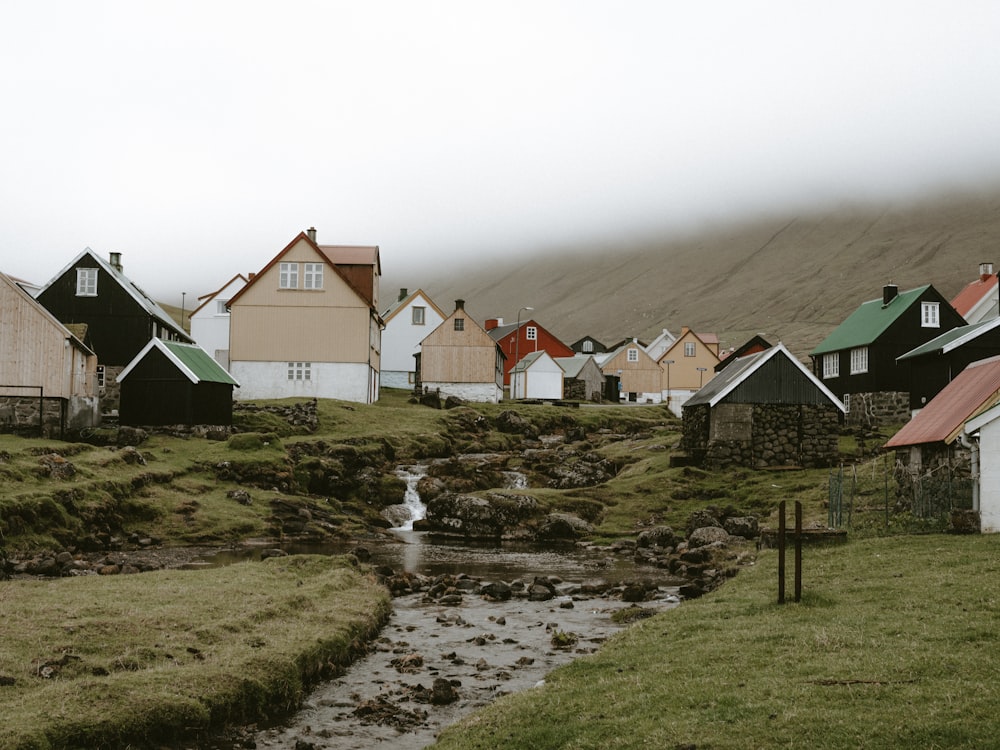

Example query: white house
[644,328,677,361]
[511,350,564,400]
[189,273,248,369]
[380,288,446,389]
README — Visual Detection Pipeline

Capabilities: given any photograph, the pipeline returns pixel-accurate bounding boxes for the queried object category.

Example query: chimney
[108,252,123,272]
[883,283,898,306]
[455,299,465,311]
[398,288,408,301]
[485,318,501,331]
[980,262,994,281]
[307,227,317,242]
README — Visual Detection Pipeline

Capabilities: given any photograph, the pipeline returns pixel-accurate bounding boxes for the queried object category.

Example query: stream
[191,466,681,749]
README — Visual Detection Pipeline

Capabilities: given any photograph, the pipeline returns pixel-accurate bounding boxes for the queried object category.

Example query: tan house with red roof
[657,327,721,416]
[951,262,999,324]
[227,228,382,403]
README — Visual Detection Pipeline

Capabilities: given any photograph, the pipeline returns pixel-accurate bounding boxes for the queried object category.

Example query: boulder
[723,515,759,539]
[636,525,677,549]
[687,526,731,548]
[686,509,721,535]
[536,513,592,540]
[423,492,540,538]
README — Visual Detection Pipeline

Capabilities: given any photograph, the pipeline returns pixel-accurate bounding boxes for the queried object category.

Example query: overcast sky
[3,1,999,305]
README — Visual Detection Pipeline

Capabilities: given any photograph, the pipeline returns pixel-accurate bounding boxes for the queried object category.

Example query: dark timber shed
[118,338,239,426]
[681,343,845,469]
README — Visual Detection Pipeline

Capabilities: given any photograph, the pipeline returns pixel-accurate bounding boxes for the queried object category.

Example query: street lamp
[697,366,708,387]
[663,359,674,408]
[513,306,534,398]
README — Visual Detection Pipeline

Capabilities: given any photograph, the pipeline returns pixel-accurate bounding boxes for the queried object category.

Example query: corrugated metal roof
[884,356,1000,447]
[555,355,592,378]
[897,317,1000,361]
[810,285,930,355]
[951,275,999,317]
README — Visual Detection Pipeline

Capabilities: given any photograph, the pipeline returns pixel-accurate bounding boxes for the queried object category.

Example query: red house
[486,317,574,389]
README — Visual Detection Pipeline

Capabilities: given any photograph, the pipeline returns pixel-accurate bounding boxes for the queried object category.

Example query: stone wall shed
[681,343,846,469]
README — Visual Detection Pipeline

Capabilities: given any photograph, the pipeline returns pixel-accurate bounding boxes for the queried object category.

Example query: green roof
[810,285,930,356]
[161,340,240,385]
[897,317,1000,361]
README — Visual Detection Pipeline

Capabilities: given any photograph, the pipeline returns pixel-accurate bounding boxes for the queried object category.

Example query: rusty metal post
[794,501,803,603]
[777,500,786,604]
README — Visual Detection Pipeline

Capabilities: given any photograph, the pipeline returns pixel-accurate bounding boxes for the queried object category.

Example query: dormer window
[76,268,98,296]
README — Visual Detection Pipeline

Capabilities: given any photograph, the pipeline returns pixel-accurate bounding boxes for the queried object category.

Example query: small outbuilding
[511,350,564,400]
[680,343,845,469]
[555,355,605,402]
[118,338,240,426]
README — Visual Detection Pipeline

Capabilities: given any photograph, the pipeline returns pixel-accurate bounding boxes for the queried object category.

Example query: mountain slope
[386,187,1000,358]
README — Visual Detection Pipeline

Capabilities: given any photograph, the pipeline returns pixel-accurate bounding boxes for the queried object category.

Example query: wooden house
[0,272,99,435]
[511,351,564,400]
[657,327,721,416]
[555,355,605,402]
[897,317,1000,413]
[951,262,999,324]
[570,335,607,356]
[189,273,249,369]
[680,343,845,469]
[486,316,573,391]
[417,299,505,403]
[35,248,191,416]
[600,339,663,403]
[227,228,382,404]
[381,288,446,390]
[809,284,965,422]
[118,339,239,426]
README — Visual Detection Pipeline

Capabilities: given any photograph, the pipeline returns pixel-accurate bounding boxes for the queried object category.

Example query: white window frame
[287,362,311,381]
[76,268,98,296]
[526,326,537,341]
[412,306,425,325]
[822,353,840,379]
[850,346,868,374]
[921,302,940,328]
[303,263,323,290]
[684,342,696,357]
[843,393,851,414]
[279,262,299,289]
[627,348,639,362]
[582,340,594,353]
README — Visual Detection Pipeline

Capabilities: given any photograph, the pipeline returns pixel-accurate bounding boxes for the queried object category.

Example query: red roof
[951,274,999,317]
[884,356,1000,448]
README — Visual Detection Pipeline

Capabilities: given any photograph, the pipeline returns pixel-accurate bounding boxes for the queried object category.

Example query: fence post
[777,500,786,604]
[794,501,802,603]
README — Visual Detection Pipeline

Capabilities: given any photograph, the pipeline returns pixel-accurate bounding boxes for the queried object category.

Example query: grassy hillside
[385,187,1000,357]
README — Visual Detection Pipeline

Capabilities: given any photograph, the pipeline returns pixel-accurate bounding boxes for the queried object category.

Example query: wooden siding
[421,309,502,385]
[119,346,233,425]
[0,275,96,399]
[659,330,720,390]
[231,306,371,362]
[601,346,662,394]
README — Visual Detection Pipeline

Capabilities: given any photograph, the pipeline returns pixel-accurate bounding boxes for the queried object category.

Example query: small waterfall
[389,465,428,531]
[502,470,529,489]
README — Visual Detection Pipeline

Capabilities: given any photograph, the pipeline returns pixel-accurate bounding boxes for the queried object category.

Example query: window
[526,326,537,341]
[843,393,851,414]
[627,348,639,362]
[96,365,105,388]
[850,346,868,374]
[279,262,298,289]
[582,340,594,353]
[287,362,311,380]
[76,268,98,296]
[684,342,696,357]
[822,353,839,379]
[412,306,426,325]
[922,302,940,328]
[454,318,465,331]
[303,263,323,290]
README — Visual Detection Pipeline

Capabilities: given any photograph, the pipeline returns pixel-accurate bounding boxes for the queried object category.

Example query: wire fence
[828,455,974,534]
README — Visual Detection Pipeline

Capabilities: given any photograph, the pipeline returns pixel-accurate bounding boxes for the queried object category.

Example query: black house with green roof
[809,284,965,403]
[118,339,239,426]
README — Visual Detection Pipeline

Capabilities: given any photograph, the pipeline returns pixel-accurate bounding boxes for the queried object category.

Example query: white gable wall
[382,296,445,388]
[232,361,372,403]
[977,418,1000,532]
[190,277,246,368]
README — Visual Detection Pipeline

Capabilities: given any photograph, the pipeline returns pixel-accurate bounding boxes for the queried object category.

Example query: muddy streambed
[192,532,681,749]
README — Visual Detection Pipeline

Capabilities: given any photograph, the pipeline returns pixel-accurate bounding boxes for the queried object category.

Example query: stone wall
[682,402,840,470]
[0,397,65,438]
[844,391,909,427]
